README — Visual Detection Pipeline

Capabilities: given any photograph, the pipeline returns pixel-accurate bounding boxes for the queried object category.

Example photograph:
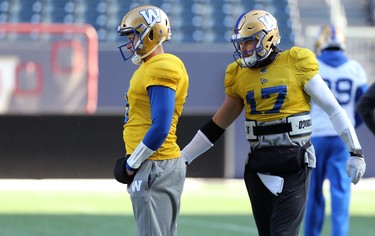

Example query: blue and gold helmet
[231,10,281,68]
[117,5,171,64]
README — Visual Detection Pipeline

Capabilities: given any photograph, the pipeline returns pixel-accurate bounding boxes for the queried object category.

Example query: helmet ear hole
[149,30,154,40]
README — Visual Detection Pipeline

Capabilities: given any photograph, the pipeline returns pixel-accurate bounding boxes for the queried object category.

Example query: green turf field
[0,178,374,236]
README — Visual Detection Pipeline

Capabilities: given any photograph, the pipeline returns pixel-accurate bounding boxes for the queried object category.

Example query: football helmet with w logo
[314,24,346,55]
[231,10,281,68]
[117,5,171,65]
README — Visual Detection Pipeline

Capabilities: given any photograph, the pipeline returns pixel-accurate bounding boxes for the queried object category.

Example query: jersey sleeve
[224,61,240,98]
[146,56,184,91]
[291,47,319,86]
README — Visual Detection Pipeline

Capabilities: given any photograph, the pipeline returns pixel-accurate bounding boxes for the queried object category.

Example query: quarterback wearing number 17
[180,10,366,236]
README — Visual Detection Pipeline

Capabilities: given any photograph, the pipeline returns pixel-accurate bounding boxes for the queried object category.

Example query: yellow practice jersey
[123,53,189,160]
[225,47,319,122]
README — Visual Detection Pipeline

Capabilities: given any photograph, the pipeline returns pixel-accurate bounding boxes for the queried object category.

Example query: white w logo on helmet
[258,15,277,32]
[139,8,161,25]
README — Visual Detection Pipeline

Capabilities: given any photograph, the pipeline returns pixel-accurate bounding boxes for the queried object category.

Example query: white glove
[346,155,366,185]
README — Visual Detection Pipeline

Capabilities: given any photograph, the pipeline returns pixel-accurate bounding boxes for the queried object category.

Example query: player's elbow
[157,126,170,140]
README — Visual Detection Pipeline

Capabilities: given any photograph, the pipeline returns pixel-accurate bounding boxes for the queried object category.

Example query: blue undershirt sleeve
[143,86,175,150]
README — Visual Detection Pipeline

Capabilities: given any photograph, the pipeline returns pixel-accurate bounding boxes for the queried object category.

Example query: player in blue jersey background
[304,25,368,236]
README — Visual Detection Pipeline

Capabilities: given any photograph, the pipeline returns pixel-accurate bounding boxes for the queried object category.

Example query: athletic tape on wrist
[182,130,213,164]
[330,109,361,151]
[127,141,155,169]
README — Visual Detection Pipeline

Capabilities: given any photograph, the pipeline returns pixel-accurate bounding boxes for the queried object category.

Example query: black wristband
[350,151,364,158]
[200,119,225,143]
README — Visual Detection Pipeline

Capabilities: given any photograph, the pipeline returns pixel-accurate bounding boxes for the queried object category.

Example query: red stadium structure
[0,23,98,114]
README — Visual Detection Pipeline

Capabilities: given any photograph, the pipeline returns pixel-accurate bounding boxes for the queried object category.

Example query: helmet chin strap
[131,54,143,65]
[131,36,166,65]
[241,47,274,68]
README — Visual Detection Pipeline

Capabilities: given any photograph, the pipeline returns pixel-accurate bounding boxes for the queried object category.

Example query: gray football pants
[127,157,186,236]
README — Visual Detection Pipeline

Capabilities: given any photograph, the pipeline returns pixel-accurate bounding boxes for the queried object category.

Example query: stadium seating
[0,0,10,23]
[2,0,295,47]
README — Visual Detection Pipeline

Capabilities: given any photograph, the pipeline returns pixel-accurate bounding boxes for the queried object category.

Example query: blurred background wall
[0,0,374,178]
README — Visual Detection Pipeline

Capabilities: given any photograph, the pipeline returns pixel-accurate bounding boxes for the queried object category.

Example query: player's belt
[245,112,312,141]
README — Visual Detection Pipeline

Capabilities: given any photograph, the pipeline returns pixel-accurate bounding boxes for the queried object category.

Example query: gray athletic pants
[127,157,186,236]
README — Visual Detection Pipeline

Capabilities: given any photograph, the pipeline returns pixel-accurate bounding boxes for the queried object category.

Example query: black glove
[114,156,136,184]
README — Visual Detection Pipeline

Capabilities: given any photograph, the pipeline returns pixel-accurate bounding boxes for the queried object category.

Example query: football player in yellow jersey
[181,10,366,236]
[114,5,189,236]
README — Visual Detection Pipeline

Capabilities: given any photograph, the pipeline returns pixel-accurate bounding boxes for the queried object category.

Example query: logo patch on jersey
[260,78,268,84]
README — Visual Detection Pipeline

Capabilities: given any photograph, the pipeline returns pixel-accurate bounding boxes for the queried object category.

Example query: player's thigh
[271,167,311,235]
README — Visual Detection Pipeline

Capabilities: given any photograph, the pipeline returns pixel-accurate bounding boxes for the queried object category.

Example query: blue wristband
[126,162,136,172]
